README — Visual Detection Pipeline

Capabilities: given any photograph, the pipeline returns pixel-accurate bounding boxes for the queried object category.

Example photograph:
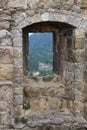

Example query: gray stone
[14,78,23,86]
[14,58,23,69]
[8,0,27,8]
[50,118,64,125]
[13,38,22,47]
[0,30,11,38]
[41,13,50,21]
[0,37,12,46]
[14,95,23,105]
[28,119,50,127]
[14,123,25,129]
[71,5,81,13]
[74,63,84,81]
[0,101,9,112]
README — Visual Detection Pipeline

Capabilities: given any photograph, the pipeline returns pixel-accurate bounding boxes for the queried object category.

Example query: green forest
[28,32,53,76]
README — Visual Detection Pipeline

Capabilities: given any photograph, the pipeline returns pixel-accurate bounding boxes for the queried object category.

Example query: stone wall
[0,0,87,130]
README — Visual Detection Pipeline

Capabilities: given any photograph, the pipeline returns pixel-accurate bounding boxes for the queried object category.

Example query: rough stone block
[24,87,47,98]
[14,95,23,105]
[75,90,83,101]
[0,37,12,46]
[0,112,10,125]
[15,87,23,95]
[39,98,48,110]
[11,29,22,38]
[13,47,23,59]
[74,82,85,92]
[8,0,27,8]
[13,38,22,47]
[30,99,39,111]
[81,1,87,8]
[0,47,13,64]
[64,71,74,82]
[14,78,23,86]
[74,50,85,63]
[0,83,13,102]
[67,15,76,25]
[15,105,24,117]
[0,21,10,30]
[0,64,13,81]
[0,101,9,112]
[48,98,61,110]
[74,101,83,112]
[41,13,49,21]
[0,30,11,38]
[14,58,23,69]
[27,0,39,9]
[33,16,41,25]
[75,38,84,49]
[49,13,61,22]
[0,30,12,46]
[75,29,85,38]
[14,68,23,77]
[74,64,84,81]
[48,86,65,98]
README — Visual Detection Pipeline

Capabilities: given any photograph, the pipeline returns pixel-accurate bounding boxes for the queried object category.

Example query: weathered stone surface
[75,29,85,38]
[0,101,9,112]
[74,82,84,92]
[13,38,22,47]
[0,37,12,46]
[0,30,12,47]
[14,58,23,69]
[74,101,84,112]
[15,105,24,117]
[0,30,11,38]
[14,78,23,86]
[81,0,87,8]
[41,13,49,21]
[0,47,13,64]
[74,63,84,81]
[24,87,47,98]
[0,21,10,30]
[15,87,23,95]
[1,0,87,130]
[13,47,23,59]
[8,0,27,8]
[11,29,22,38]
[0,84,13,102]
[74,50,85,63]
[75,38,84,49]
[48,98,61,110]
[0,112,10,125]
[14,95,23,105]
[0,64,13,80]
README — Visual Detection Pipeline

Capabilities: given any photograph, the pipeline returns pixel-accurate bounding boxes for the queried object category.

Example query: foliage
[23,102,30,110]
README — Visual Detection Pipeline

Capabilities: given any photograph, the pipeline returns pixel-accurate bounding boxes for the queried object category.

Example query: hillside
[28,32,53,76]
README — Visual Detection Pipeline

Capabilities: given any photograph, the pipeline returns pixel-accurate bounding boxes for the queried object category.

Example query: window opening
[28,32,53,77]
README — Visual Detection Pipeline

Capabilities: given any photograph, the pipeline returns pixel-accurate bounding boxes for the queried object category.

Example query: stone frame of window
[23,21,74,77]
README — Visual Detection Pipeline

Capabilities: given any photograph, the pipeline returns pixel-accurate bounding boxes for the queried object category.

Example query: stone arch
[16,12,81,30]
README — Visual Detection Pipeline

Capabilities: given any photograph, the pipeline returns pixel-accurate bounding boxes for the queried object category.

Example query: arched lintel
[17,12,80,30]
